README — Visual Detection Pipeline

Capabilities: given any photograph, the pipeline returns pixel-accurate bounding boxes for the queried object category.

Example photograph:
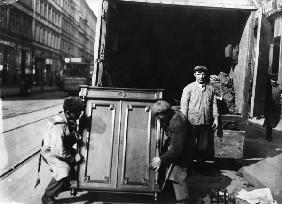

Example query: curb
[0,87,60,98]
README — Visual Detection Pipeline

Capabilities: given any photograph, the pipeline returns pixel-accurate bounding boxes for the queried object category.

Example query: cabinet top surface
[79,86,164,100]
[80,85,165,92]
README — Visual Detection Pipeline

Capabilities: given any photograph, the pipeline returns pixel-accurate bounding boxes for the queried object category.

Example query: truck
[71,0,275,200]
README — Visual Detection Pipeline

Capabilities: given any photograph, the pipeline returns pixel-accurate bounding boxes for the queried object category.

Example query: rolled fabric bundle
[225,44,233,58]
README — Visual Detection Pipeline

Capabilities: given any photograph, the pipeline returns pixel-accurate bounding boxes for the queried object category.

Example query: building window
[0,6,7,29]
[36,26,39,41]
[54,34,56,48]
[44,3,47,18]
[55,36,58,49]
[36,0,40,13]
[41,0,44,16]
[58,37,61,50]
[48,6,51,21]
[43,29,45,44]
[47,31,50,46]
[40,28,43,43]
[58,14,61,25]
[55,12,57,25]
[52,11,55,24]
[16,13,20,33]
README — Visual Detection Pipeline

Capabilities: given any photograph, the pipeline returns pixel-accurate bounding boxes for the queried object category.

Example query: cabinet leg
[70,188,77,196]
[154,192,158,201]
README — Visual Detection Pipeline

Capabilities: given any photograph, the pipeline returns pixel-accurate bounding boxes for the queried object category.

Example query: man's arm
[212,89,219,129]
[180,86,190,117]
[160,118,186,166]
[50,124,76,163]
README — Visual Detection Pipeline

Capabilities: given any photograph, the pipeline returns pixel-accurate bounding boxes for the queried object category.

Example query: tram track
[2,103,62,120]
[0,149,40,180]
[1,104,62,134]
[1,114,57,134]
[0,104,63,180]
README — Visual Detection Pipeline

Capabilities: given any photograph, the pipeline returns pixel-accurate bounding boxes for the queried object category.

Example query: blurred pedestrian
[150,100,195,204]
[263,75,281,141]
[19,75,31,96]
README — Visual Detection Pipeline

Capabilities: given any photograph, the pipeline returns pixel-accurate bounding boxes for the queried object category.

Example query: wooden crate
[214,130,246,159]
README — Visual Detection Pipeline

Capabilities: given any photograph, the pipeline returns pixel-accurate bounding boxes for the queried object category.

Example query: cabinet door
[78,100,120,189]
[117,101,157,191]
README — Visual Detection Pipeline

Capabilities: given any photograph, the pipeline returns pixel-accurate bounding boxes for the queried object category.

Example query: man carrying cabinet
[40,96,85,204]
[150,100,195,204]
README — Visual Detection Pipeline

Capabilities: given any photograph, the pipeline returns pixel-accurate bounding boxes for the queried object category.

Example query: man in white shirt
[180,66,219,164]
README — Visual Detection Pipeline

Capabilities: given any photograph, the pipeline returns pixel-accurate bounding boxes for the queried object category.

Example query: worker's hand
[212,118,219,130]
[75,153,83,163]
[76,138,84,147]
[149,157,161,172]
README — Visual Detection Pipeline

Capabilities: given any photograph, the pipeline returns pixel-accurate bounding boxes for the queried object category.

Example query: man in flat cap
[40,96,85,204]
[180,66,219,167]
[150,100,195,204]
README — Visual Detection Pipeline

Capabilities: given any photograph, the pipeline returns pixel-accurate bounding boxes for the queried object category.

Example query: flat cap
[63,96,85,112]
[194,65,208,73]
[151,100,171,115]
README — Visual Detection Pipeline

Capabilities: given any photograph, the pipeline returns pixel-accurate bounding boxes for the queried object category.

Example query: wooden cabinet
[71,86,164,197]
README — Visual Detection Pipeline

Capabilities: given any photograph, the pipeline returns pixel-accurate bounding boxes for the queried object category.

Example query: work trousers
[192,124,214,160]
[43,177,70,198]
[173,181,189,202]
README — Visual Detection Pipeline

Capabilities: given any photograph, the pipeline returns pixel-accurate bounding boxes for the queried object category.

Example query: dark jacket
[160,109,196,168]
[264,76,281,128]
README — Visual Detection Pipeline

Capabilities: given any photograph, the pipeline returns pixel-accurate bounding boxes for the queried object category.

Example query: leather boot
[41,195,57,204]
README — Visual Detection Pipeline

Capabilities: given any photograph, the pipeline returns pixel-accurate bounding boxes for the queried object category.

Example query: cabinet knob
[118,91,127,97]
[120,140,124,144]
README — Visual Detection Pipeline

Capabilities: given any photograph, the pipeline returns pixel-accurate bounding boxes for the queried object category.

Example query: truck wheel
[70,188,77,196]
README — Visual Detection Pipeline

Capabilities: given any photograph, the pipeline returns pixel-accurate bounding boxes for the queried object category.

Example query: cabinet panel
[80,100,120,188]
[118,102,156,190]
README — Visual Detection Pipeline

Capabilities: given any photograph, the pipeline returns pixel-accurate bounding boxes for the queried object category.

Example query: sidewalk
[238,101,282,203]
[0,86,59,97]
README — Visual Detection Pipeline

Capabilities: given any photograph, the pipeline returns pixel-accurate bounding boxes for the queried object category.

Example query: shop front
[33,49,61,87]
[0,38,32,87]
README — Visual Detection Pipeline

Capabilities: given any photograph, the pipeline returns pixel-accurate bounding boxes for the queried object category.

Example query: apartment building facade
[0,0,96,87]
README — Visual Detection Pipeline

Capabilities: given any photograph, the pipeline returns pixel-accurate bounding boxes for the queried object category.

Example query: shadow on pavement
[187,161,233,202]
[58,190,175,204]
[58,160,236,204]
[243,121,282,165]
